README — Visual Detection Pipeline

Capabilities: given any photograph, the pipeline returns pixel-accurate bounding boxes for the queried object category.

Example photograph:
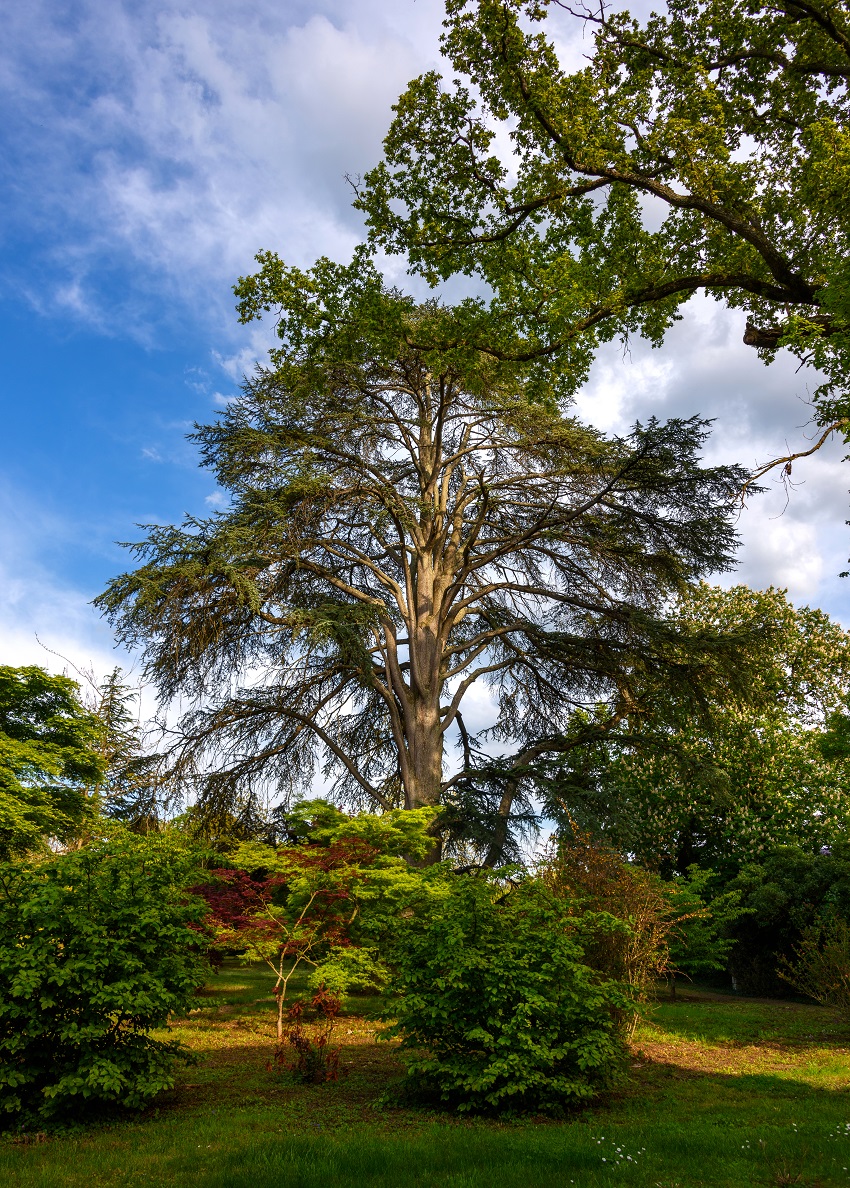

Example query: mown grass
[3,961,850,1187]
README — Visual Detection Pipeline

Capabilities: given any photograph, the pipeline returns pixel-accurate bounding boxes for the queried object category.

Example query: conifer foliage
[98,255,747,846]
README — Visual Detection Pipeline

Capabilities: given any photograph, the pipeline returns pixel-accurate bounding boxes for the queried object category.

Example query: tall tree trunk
[406,705,443,810]
[403,687,444,862]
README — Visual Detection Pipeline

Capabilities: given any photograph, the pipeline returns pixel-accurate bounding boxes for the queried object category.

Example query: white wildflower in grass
[593,1135,646,1168]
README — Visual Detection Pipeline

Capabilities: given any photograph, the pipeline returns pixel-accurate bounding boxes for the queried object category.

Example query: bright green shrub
[0,830,209,1126]
[381,874,629,1115]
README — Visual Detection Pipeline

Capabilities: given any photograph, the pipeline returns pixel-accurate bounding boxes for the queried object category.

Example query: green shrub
[722,846,850,995]
[0,830,209,1126]
[381,874,629,1115]
[539,838,741,1014]
[779,914,850,1014]
[540,836,673,1024]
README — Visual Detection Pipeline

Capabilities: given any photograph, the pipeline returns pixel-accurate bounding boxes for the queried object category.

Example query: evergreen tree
[92,668,160,830]
[98,256,750,856]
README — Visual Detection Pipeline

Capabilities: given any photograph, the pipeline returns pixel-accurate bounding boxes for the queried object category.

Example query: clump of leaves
[0,665,104,859]
[0,830,208,1127]
[541,834,672,1026]
[541,834,741,1017]
[723,846,850,997]
[195,801,439,1051]
[381,872,629,1115]
[270,986,343,1085]
[779,915,850,1016]
[197,839,372,1045]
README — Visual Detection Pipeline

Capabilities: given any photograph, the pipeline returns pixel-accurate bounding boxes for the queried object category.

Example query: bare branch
[740,420,849,501]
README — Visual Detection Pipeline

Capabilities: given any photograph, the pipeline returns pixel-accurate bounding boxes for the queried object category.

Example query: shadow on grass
[3,1063,850,1187]
[5,968,850,1187]
[162,1068,850,1188]
[162,1031,409,1122]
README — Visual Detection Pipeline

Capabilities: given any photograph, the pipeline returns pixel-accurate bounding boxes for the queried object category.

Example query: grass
[3,962,850,1187]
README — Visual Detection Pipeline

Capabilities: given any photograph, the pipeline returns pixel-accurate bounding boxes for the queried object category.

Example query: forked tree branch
[739,420,849,501]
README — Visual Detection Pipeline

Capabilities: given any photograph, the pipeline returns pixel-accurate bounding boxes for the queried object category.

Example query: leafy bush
[540,837,672,1017]
[666,867,743,991]
[0,830,209,1126]
[270,987,343,1084]
[198,837,383,1044]
[779,915,850,1014]
[540,837,741,1013]
[722,845,850,996]
[196,802,440,1052]
[381,873,628,1115]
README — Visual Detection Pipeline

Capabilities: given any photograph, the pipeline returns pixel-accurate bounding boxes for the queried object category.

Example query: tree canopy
[543,584,850,874]
[0,666,104,859]
[97,257,750,855]
[91,668,160,829]
[356,0,850,459]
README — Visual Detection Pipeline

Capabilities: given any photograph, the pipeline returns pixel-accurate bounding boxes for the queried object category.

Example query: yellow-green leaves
[358,0,850,424]
[0,666,105,859]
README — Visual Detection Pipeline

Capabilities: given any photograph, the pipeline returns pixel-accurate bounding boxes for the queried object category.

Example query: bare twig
[739,419,849,502]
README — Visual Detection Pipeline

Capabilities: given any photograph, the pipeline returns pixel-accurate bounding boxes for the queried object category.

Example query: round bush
[382,874,629,1114]
[0,831,209,1126]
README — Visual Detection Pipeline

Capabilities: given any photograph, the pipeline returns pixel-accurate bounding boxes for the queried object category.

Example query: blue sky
[0,0,442,678]
[1,0,849,702]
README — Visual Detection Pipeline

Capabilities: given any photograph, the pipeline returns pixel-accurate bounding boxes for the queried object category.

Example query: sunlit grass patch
[4,965,850,1187]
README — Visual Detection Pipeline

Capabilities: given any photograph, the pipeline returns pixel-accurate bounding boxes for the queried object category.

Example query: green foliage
[92,668,160,829]
[98,252,748,850]
[541,837,741,1006]
[278,799,439,862]
[200,850,366,1042]
[665,867,743,984]
[540,836,671,1017]
[0,666,104,859]
[219,801,442,1003]
[779,914,850,1015]
[358,0,850,436]
[722,845,850,996]
[820,700,850,761]
[381,873,628,1115]
[544,585,850,874]
[0,829,209,1126]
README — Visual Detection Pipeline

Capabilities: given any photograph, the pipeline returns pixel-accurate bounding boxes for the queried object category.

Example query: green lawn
[3,961,850,1187]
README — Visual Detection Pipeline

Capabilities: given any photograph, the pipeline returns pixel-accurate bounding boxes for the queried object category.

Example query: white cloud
[1,0,848,697]
[0,1,441,341]
[576,296,850,623]
[212,321,278,382]
[729,511,824,600]
[0,489,126,679]
[0,482,174,733]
